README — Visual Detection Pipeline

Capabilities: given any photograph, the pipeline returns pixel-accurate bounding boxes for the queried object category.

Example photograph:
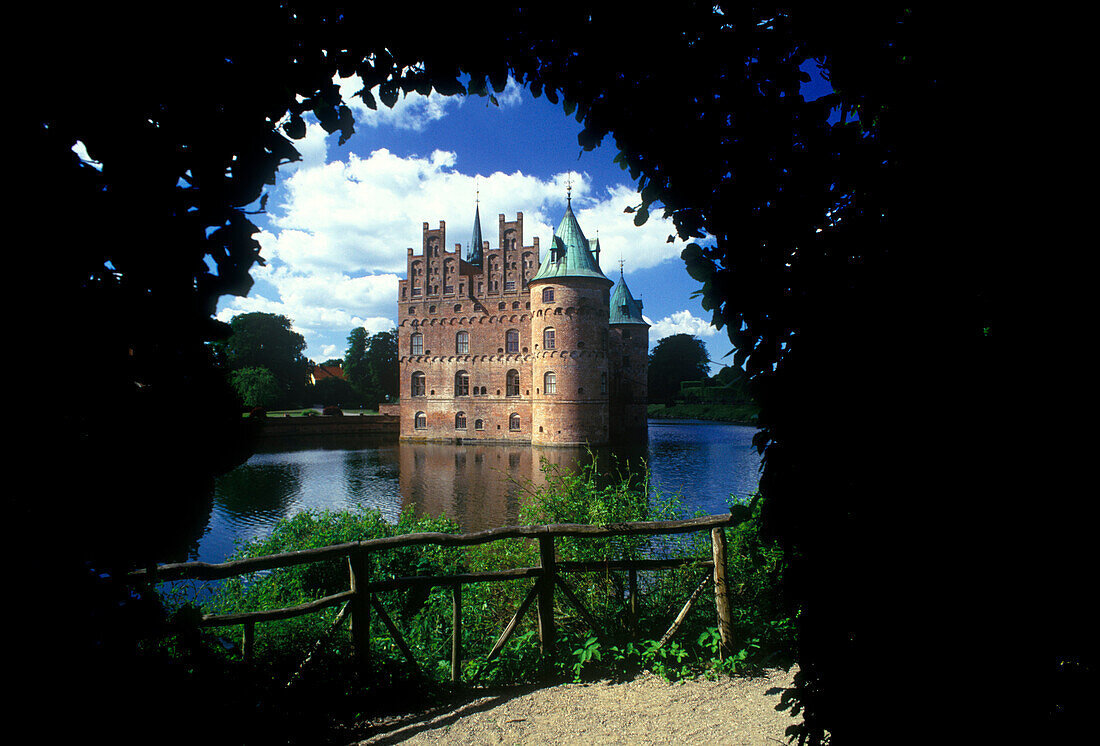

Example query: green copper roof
[610,274,648,325]
[530,203,611,284]
[467,203,484,265]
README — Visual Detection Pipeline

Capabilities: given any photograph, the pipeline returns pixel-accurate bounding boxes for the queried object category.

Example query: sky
[212,75,737,372]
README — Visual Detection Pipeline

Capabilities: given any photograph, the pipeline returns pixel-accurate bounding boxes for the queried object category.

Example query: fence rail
[132,511,743,683]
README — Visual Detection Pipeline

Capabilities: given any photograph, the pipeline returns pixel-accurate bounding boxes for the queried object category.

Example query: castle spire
[467,191,484,266]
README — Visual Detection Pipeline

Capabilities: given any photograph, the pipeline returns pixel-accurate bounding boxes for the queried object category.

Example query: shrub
[322,405,343,416]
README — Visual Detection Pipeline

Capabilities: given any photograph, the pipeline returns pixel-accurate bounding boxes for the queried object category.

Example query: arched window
[414,411,426,429]
[506,369,520,397]
[411,372,426,397]
[543,327,556,350]
[544,371,557,395]
[474,418,484,431]
[509,413,521,431]
[542,287,554,303]
[456,330,469,354]
[454,370,469,397]
[505,329,519,354]
[410,332,423,356]
[455,411,467,429]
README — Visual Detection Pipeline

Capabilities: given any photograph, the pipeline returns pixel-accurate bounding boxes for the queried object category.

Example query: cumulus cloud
[644,310,719,343]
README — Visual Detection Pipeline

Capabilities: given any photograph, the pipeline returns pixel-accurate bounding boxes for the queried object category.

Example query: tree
[219,312,310,405]
[229,366,282,409]
[648,334,710,404]
[345,328,398,406]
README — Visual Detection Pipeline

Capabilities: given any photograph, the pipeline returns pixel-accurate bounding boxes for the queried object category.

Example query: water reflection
[194,421,761,563]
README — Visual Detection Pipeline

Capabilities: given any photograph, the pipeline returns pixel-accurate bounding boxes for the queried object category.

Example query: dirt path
[346,667,800,745]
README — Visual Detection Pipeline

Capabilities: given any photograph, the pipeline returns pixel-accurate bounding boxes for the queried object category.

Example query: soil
[343,667,800,745]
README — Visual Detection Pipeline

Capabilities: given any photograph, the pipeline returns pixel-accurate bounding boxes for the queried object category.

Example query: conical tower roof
[530,201,610,284]
[467,202,484,265]
[610,271,648,325]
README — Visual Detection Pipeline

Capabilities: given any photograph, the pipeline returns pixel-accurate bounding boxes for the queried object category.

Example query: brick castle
[397,194,648,445]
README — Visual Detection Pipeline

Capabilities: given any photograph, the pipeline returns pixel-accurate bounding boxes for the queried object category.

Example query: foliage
[308,376,359,407]
[217,312,310,406]
[344,328,399,406]
[229,366,282,409]
[647,334,710,404]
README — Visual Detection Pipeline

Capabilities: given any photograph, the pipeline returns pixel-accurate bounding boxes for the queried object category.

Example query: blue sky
[212,75,739,372]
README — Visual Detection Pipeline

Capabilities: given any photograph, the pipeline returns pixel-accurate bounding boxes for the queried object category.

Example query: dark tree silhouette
[18,4,1052,745]
[648,334,711,404]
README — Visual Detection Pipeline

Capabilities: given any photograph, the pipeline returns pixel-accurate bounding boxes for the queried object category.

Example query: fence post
[451,583,462,684]
[348,547,371,674]
[710,527,734,657]
[537,534,557,667]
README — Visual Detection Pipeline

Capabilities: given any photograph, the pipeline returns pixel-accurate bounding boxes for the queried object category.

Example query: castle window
[414,411,426,429]
[506,369,520,397]
[455,412,467,429]
[411,372,426,397]
[601,372,608,394]
[456,331,469,354]
[429,305,436,313]
[509,413,521,431]
[506,329,519,354]
[542,287,554,303]
[543,327,555,350]
[512,301,520,309]
[474,419,484,430]
[505,280,515,291]
[454,304,462,312]
[498,302,506,310]
[455,371,469,396]
[544,371,557,395]
[411,333,423,356]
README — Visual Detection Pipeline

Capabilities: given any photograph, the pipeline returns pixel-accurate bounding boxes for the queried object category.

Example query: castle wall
[396,211,643,446]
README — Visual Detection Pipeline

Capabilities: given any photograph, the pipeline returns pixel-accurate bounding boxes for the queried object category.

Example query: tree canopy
[344,328,398,406]
[648,334,711,404]
[218,312,310,406]
[21,4,1031,745]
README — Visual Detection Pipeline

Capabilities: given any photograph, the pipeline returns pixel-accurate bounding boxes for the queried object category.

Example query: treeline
[214,311,397,411]
[647,333,757,423]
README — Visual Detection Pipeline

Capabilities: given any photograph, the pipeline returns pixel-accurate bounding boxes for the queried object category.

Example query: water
[189,420,761,563]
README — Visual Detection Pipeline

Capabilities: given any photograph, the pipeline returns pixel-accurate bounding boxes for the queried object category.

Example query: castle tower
[527,196,613,445]
[609,265,650,442]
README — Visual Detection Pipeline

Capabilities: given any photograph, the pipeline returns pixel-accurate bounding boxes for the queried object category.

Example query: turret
[528,195,613,445]
[608,266,650,442]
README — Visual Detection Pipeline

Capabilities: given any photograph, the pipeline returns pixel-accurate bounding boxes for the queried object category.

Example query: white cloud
[217,85,694,362]
[644,310,718,343]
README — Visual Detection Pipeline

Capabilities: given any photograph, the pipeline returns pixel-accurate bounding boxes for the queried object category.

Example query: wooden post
[537,534,557,665]
[451,583,462,684]
[711,527,734,657]
[242,620,255,661]
[348,549,371,673]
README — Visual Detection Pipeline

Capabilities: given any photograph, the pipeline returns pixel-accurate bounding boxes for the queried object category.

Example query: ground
[343,667,800,745]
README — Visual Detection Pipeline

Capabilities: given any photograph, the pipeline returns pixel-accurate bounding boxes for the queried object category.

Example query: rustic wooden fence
[131,512,741,683]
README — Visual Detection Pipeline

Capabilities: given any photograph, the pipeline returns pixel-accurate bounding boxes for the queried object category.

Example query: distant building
[310,363,345,386]
[397,195,648,445]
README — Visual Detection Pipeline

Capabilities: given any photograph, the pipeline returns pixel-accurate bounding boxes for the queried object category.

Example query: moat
[190,419,762,564]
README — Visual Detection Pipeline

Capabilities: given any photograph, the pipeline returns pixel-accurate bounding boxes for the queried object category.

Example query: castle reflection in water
[398,440,648,533]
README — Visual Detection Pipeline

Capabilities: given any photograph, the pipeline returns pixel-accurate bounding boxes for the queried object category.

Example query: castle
[397,195,649,445]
